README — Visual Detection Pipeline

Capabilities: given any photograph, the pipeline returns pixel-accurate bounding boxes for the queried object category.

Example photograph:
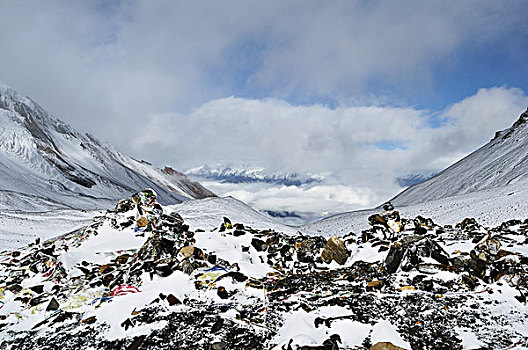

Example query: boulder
[179,246,195,258]
[321,236,349,265]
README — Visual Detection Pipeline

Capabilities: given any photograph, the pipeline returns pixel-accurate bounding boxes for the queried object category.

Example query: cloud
[0,1,527,150]
[134,87,528,213]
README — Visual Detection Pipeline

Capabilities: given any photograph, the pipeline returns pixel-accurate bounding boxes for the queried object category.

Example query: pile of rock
[0,198,527,349]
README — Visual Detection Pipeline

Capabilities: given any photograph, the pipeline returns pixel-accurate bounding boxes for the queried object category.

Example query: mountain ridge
[0,82,214,211]
[391,108,528,206]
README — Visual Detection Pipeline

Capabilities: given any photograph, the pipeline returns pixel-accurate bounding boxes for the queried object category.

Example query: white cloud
[0,1,527,150]
[134,87,528,216]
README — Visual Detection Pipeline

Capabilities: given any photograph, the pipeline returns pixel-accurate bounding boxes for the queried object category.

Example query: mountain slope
[0,83,214,210]
[392,108,528,206]
[302,109,528,235]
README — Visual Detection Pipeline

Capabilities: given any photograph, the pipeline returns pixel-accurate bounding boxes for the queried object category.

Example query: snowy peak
[392,108,528,206]
[492,107,528,142]
[0,83,214,210]
[186,165,322,186]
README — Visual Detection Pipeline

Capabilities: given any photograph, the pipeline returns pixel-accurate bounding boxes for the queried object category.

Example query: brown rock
[99,264,114,274]
[366,280,384,292]
[116,254,131,264]
[179,246,195,258]
[136,216,148,228]
[371,342,406,350]
[321,236,349,265]
[81,316,97,324]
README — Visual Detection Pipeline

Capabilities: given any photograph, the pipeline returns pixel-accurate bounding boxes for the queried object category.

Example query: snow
[0,84,209,216]
[59,222,147,273]
[0,209,99,250]
[169,196,297,235]
[455,327,485,349]
[393,110,528,206]
[302,180,528,236]
[371,320,411,349]
[273,309,410,349]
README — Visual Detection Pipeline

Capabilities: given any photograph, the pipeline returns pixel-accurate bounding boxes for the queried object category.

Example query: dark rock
[233,229,246,237]
[251,238,268,252]
[166,294,182,306]
[382,202,394,211]
[366,280,384,292]
[211,317,224,333]
[207,254,217,264]
[368,214,387,227]
[46,297,60,311]
[127,335,146,350]
[29,285,44,294]
[217,287,229,299]
[385,243,404,273]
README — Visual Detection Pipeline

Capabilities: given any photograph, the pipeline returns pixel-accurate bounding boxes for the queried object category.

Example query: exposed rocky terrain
[0,196,526,349]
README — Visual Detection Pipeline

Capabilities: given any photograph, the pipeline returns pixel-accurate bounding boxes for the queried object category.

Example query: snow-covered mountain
[0,83,214,211]
[392,108,528,206]
[186,165,322,186]
[303,108,528,235]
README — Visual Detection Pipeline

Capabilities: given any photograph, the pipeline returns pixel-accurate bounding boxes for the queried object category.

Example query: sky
[1,1,528,219]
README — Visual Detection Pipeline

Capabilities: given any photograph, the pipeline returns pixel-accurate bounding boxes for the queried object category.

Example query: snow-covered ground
[302,180,528,236]
[3,178,527,252]
[168,196,298,235]
[0,209,101,251]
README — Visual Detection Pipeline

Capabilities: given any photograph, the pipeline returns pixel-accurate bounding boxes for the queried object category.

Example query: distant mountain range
[186,165,323,186]
[0,83,214,211]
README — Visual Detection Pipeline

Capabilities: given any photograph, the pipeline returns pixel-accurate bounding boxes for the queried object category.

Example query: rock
[211,341,226,350]
[114,199,135,213]
[366,280,384,292]
[321,236,349,265]
[217,287,229,299]
[179,246,195,258]
[181,260,195,275]
[297,238,323,263]
[127,335,146,350]
[369,214,387,226]
[154,263,174,277]
[211,317,224,333]
[207,254,217,264]
[136,216,149,228]
[370,342,406,350]
[29,285,44,294]
[458,217,479,231]
[385,243,404,273]
[216,271,248,283]
[233,230,246,237]
[219,217,232,232]
[99,264,114,274]
[382,202,394,211]
[121,318,134,331]
[82,316,97,324]
[251,238,268,252]
[166,294,182,306]
[387,220,402,233]
[116,254,131,264]
[46,297,60,311]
